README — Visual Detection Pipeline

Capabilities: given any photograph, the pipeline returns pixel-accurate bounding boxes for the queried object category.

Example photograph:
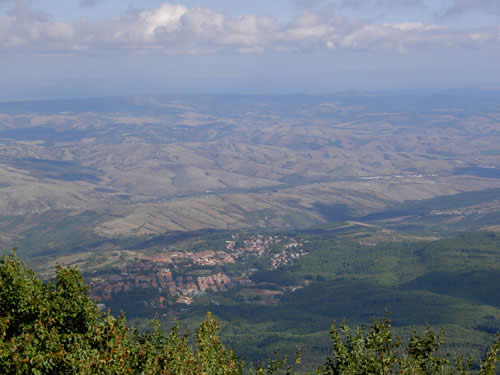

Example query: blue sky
[1,0,500,100]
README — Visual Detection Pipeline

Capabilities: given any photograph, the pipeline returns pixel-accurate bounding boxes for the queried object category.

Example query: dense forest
[1,252,498,374]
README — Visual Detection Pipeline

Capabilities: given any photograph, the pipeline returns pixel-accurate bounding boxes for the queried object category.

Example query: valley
[1,94,500,258]
[1,93,500,369]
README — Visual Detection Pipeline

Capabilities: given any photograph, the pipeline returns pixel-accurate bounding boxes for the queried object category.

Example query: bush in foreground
[0,252,498,374]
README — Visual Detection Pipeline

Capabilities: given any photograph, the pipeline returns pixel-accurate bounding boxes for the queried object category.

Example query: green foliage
[317,316,499,375]
[0,251,498,374]
[0,252,244,374]
[480,335,500,375]
[97,229,500,370]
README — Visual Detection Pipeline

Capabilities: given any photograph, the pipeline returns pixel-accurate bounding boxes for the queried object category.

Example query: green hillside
[120,231,500,369]
[1,252,498,374]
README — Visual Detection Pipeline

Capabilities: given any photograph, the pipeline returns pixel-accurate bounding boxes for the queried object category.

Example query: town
[89,234,307,306]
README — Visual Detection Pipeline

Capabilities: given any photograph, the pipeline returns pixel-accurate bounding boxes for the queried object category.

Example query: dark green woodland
[0,252,498,374]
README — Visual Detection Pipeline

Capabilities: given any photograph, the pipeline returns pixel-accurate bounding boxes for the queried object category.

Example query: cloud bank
[1,2,499,55]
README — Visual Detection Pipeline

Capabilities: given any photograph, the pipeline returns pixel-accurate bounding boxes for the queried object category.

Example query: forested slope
[1,253,498,374]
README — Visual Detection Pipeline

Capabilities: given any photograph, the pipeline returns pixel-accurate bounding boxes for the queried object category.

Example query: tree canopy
[0,252,498,374]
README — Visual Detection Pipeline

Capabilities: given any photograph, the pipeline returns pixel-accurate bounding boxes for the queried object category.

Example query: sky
[1,0,500,100]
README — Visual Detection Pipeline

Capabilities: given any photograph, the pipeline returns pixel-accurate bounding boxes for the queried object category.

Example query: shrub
[0,252,498,374]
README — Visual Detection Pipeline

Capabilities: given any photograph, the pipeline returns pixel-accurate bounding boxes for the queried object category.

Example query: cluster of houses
[142,249,236,267]
[89,259,231,304]
[269,239,308,269]
[89,234,306,305]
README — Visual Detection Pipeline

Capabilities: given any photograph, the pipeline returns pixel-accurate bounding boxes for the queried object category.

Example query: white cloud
[388,23,442,32]
[140,3,186,36]
[0,2,499,55]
